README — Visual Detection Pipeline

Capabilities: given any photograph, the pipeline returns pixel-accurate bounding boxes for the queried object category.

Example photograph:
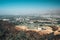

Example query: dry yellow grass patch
[15,25,28,31]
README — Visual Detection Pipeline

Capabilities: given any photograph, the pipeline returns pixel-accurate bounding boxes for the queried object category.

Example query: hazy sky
[0,0,60,15]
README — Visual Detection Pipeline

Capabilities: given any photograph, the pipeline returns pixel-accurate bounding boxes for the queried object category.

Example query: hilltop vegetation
[0,20,60,40]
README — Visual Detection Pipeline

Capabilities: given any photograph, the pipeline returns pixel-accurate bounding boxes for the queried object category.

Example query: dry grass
[15,26,28,31]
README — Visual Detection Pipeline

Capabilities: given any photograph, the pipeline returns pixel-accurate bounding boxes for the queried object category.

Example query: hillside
[0,20,60,40]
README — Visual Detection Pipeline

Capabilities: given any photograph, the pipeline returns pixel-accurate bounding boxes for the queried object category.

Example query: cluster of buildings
[0,15,60,30]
